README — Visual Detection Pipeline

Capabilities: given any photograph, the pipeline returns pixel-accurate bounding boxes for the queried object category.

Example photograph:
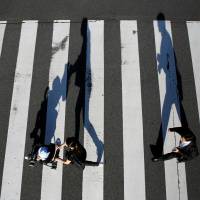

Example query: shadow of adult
[150,13,188,157]
[45,64,68,144]
[67,18,104,163]
[30,62,68,150]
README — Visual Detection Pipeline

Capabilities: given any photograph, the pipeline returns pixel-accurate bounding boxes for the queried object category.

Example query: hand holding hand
[172,147,179,152]
[64,160,71,165]
[55,145,60,151]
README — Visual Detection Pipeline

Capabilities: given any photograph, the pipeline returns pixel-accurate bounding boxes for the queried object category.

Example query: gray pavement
[0,0,200,20]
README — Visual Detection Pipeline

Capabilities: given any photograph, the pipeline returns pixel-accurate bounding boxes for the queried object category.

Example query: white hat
[38,147,50,160]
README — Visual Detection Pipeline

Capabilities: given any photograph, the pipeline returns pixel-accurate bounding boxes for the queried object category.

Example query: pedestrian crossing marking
[153,19,188,200]
[187,21,200,124]
[40,20,70,200]
[0,20,38,200]
[0,22,6,57]
[0,19,199,200]
[120,20,146,200]
[83,20,104,200]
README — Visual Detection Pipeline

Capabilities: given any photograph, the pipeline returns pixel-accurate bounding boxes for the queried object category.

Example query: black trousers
[159,152,182,161]
[170,127,195,140]
[84,160,99,166]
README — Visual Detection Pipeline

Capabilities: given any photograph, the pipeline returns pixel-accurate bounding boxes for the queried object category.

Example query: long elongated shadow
[150,13,188,156]
[45,64,68,144]
[67,19,87,139]
[30,53,68,149]
[67,18,103,162]
[84,21,104,163]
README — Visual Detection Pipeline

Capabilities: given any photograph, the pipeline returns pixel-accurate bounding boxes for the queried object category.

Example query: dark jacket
[177,140,199,162]
[171,127,199,162]
[65,139,86,168]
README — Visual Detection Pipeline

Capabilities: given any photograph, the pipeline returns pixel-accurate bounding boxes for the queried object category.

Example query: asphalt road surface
[0,1,200,200]
[0,0,200,20]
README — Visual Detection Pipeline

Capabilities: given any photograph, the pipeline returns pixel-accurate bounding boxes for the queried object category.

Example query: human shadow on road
[30,86,49,147]
[67,18,104,163]
[30,60,68,151]
[44,65,68,144]
[150,13,188,157]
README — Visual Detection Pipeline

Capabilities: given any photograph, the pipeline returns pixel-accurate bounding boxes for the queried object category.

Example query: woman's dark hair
[66,137,78,149]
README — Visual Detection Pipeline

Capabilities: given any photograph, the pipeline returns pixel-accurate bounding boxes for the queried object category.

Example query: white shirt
[179,140,191,148]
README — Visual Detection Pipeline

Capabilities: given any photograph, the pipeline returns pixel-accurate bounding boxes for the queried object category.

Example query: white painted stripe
[120,20,146,200]
[82,20,104,200]
[0,21,6,57]
[40,20,70,200]
[187,21,200,124]
[153,20,188,200]
[0,21,38,200]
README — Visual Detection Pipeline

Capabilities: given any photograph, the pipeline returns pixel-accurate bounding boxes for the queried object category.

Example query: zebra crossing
[40,20,70,200]
[120,21,145,200]
[0,19,200,200]
[0,21,38,200]
[154,20,187,200]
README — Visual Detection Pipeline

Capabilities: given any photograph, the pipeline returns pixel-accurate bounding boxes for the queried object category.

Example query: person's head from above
[65,137,78,151]
[37,147,50,161]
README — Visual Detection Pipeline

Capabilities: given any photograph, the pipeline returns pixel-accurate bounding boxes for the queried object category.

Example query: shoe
[24,156,29,160]
[51,162,57,169]
[150,144,163,157]
[25,154,32,161]
[152,157,163,162]
[51,165,57,169]
[81,164,85,170]
[29,160,35,167]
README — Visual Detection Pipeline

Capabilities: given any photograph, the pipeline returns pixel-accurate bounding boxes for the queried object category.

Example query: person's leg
[169,127,185,134]
[152,152,180,162]
[151,96,172,157]
[169,127,195,140]
[25,145,40,161]
[84,160,99,166]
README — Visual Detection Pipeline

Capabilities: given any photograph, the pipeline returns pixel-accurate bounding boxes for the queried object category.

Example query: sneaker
[25,154,32,160]
[29,160,35,167]
[152,157,163,162]
[24,156,30,160]
[51,162,57,169]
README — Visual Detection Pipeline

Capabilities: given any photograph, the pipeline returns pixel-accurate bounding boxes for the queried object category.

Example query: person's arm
[36,155,42,161]
[172,147,180,153]
[55,157,71,165]
[51,143,66,160]
[56,143,66,150]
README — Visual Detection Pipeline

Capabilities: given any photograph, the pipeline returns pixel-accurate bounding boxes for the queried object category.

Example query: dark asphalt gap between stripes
[137,19,167,200]
[63,19,85,200]
[20,22,53,200]
[104,20,124,200]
